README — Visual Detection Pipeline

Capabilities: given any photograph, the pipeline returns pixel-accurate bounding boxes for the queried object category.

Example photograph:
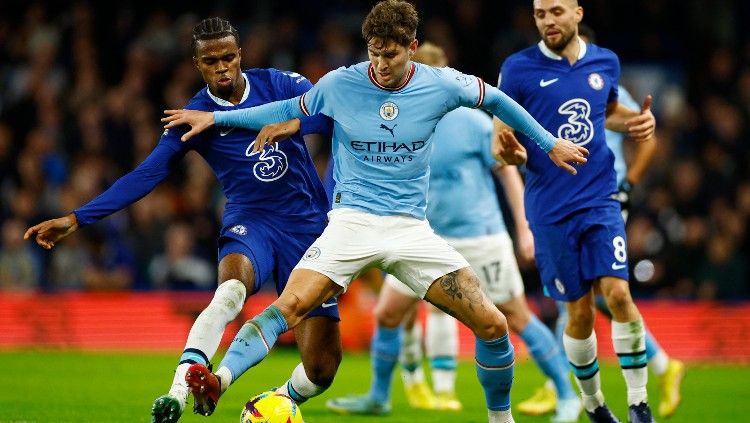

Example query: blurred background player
[518,23,686,421]
[325,42,582,423]
[494,0,660,422]
[161,1,591,421]
[23,17,342,423]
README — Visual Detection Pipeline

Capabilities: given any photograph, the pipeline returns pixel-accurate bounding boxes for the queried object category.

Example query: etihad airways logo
[350,140,426,164]
[350,140,426,153]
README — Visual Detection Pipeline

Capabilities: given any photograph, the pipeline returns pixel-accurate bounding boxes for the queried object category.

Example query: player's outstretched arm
[162,97,304,142]
[24,213,79,250]
[482,85,588,175]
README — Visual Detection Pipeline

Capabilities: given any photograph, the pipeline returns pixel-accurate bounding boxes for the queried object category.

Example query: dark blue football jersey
[75,69,332,233]
[500,40,620,224]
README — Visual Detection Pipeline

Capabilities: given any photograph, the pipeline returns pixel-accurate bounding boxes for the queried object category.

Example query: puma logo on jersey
[539,78,559,87]
[379,123,397,137]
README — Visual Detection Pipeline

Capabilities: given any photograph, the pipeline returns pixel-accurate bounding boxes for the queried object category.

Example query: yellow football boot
[659,359,686,417]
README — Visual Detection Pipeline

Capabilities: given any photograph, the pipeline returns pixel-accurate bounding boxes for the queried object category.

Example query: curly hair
[361,0,419,48]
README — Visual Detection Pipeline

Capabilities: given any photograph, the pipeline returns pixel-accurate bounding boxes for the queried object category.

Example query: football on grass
[241,390,304,423]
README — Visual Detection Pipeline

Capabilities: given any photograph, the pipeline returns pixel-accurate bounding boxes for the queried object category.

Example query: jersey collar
[207,72,250,106]
[368,62,416,91]
[537,36,587,61]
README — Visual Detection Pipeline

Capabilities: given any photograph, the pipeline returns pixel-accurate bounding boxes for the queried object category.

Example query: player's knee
[604,284,633,314]
[275,294,311,328]
[374,305,404,328]
[505,309,530,334]
[474,310,508,340]
[567,304,595,331]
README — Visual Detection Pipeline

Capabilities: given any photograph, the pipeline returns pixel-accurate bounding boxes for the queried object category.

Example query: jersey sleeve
[73,136,188,226]
[299,70,338,118]
[273,69,334,137]
[617,85,640,112]
[299,114,334,137]
[435,66,486,110]
[481,84,556,153]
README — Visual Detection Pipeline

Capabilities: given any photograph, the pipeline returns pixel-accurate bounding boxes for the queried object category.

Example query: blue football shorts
[531,204,629,301]
[218,219,339,320]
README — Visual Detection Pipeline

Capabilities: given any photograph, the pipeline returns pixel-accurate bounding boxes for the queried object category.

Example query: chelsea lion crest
[379,102,399,121]
[588,73,604,90]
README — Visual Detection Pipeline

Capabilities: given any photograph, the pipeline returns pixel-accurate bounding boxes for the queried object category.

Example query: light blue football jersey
[427,108,506,237]
[300,62,486,219]
[605,85,639,185]
[214,61,558,220]
[500,39,620,224]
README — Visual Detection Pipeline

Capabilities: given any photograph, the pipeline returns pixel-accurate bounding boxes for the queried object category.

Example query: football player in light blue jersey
[324,42,581,423]
[25,18,341,423]
[161,2,589,422]
[493,1,659,422]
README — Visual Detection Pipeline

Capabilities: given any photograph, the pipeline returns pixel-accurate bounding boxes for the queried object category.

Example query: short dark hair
[191,17,240,54]
[361,0,419,48]
[578,23,597,43]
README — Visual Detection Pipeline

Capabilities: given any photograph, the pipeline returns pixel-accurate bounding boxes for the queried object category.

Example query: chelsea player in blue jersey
[162,2,588,422]
[521,26,685,420]
[24,18,342,423]
[493,1,659,422]
[324,42,582,423]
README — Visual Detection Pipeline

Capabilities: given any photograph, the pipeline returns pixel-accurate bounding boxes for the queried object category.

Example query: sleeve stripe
[475,77,486,108]
[299,93,311,116]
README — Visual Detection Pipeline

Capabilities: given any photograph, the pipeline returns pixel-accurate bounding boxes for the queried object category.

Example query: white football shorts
[294,208,469,298]
[386,232,524,304]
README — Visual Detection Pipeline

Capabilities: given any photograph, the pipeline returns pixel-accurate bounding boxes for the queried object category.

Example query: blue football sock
[520,315,577,400]
[475,334,515,411]
[219,305,288,381]
[430,355,457,372]
[554,300,567,351]
[644,328,660,360]
[368,325,402,404]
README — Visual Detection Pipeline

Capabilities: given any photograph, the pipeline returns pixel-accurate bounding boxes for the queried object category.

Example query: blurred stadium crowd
[0,0,748,301]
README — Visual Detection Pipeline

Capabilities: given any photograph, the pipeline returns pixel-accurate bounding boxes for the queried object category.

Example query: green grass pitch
[2,348,747,422]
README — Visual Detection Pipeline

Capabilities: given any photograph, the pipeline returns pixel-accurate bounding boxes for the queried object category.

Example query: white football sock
[563,332,605,412]
[649,349,669,376]
[488,409,514,423]
[184,279,246,357]
[167,363,191,410]
[215,366,233,393]
[426,311,458,393]
[400,322,423,371]
[276,363,327,404]
[612,319,648,405]
[171,279,245,400]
